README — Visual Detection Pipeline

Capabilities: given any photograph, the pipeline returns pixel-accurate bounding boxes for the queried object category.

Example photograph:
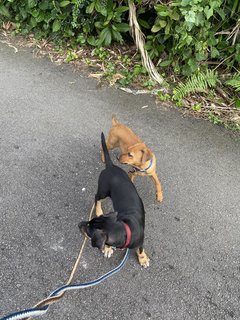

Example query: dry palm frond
[227,19,240,45]
[128,0,164,85]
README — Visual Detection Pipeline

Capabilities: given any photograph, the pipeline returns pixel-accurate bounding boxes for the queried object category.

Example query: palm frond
[225,74,240,92]
[172,70,219,101]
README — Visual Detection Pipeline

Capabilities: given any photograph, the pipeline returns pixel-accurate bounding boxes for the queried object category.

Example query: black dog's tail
[101,132,113,168]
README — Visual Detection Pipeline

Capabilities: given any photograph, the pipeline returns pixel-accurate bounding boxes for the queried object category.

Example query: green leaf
[30,16,37,28]
[169,11,180,20]
[195,12,204,26]
[60,1,70,7]
[158,11,169,17]
[114,23,129,32]
[19,7,27,19]
[112,29,123,43]
[185,11,196,24]
[52,20,61,32]
[187,58,198,73]
[87,36,97,46]
[0,5,11,18]
[39,0,49,10]
[151,25,161,33]
[181,0,191,6]
[195,52,207,61]
[99,27,112,46]
[155,4,169,16]
[159,60,172,67]
[95,0,107,16]
[138,18,150,29]
[95,21,103,29]
[31,9,39,18]
[144,43,153,50]
[216,8,225,20]
[115,6,129,13]
[154,5,165,11]
[210,47,219,58]
[28,0,37,9]
[204,6,213,19]
[36,11,46,23]
[86,2,95,14]
[159,20,167,28]
[165,22,171,34]
[235,99,240,109]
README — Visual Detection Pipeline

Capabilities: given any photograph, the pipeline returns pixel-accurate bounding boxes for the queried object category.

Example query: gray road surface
[0,40,240,320]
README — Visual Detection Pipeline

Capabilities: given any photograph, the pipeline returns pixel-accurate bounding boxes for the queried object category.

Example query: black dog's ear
[103,211,118,220]
[91,229,107,250]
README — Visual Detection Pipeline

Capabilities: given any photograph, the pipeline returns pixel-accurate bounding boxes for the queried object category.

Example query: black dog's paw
[102,245,115,258]
[136,249,150,268]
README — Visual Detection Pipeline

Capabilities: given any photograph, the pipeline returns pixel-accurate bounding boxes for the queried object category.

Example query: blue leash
[0,249,129,320]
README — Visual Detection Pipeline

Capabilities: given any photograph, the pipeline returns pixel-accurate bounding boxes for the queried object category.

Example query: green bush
[0,0,129,45]
[0,0,239,77]
[143,0,240,75]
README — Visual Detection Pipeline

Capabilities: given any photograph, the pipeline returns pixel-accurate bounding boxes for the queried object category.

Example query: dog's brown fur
[102,115,163,202]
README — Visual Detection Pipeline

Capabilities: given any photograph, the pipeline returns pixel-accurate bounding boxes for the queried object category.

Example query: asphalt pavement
[0,39,240,320]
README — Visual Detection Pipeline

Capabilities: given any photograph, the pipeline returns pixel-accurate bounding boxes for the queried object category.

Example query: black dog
[79,133,149,267]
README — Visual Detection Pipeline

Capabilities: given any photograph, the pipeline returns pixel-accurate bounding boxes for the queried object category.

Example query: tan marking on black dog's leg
[150,171,163,203]
[102,245,114,258]
[136,248,150,268]
[96,200,103,217]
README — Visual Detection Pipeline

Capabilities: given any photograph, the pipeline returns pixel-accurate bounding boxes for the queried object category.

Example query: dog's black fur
[79,132,146,255]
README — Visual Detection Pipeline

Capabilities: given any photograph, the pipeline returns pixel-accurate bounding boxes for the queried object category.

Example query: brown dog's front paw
[102,245,114,258]
[136,249,150,268]
[156,192,163,203]
[128,172,135,182]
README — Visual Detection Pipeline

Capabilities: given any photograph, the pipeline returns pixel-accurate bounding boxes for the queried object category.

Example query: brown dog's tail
[112,114,119,126]
[101,132,113,168]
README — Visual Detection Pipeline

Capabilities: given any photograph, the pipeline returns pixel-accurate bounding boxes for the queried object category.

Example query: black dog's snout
[78,221,88,233]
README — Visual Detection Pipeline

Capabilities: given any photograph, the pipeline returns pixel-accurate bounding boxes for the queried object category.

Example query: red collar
[122,223,131,248]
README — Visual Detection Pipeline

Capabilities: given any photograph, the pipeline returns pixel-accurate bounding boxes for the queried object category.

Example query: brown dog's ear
[141,148,152,164]
[91,229,107,250]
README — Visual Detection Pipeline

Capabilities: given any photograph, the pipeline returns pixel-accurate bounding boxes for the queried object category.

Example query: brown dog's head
[119,143,153,167]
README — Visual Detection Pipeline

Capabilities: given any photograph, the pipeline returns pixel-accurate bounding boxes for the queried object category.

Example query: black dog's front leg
[136,247,150,268]
[95,194,103,217]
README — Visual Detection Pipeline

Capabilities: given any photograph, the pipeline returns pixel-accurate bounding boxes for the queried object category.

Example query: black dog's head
[79,212,126,250]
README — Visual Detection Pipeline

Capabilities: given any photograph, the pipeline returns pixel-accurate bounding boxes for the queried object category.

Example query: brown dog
[102,115,163,202]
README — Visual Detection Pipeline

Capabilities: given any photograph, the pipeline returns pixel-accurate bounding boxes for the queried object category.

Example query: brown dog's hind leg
[150,171,163,203]
[136,247,150,268]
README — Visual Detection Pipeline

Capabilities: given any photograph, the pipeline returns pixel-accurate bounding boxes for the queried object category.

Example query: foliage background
[0,0,239,129]
[0,0,239,77]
